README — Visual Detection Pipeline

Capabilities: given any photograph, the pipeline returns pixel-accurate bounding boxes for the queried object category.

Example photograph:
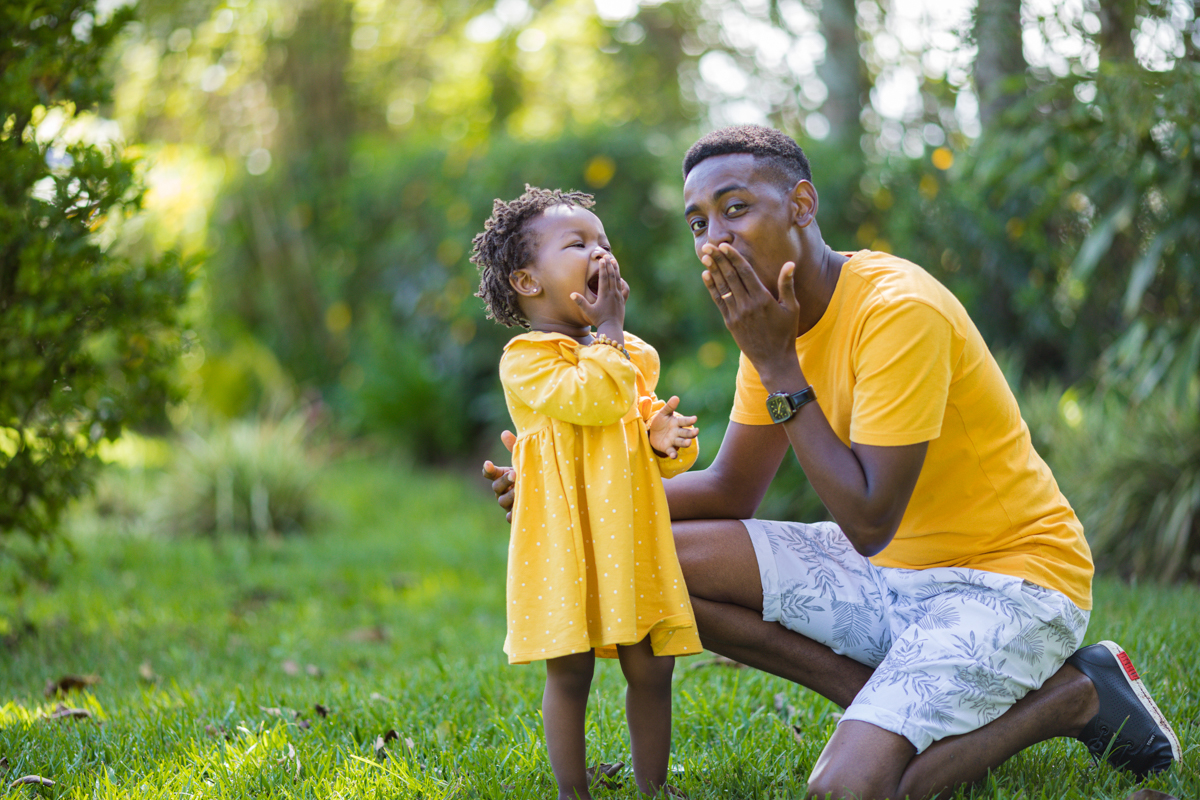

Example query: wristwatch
[765,386,817,423]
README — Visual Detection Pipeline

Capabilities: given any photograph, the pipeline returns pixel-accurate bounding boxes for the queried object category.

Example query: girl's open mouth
[586,273,600,297]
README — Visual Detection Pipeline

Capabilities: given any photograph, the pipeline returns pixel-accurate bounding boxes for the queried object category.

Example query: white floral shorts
[744,519,1090,753]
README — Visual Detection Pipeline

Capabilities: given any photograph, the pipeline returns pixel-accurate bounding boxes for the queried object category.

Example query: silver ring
[720,292,732,299]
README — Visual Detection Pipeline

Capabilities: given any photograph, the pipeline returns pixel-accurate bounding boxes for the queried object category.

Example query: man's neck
[793,245,848,338]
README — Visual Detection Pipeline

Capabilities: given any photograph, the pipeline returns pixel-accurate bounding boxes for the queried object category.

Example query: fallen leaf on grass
[373,729,399,761]
[276,742,301,781]
[9,776,55,788]
[281,660,300,676]
[204,724,228,739]
[773,692,798,718]
[314,704,331,718]
[791,724,804,745]
[1124,791,1178,800]
[0,756,7,772]
[306,664,322,677]
[369,692,389,703]
[137,662,159,683]
[47,705,92,721]
[260,706,312,729]
[44,674,100,697]
[586,762,625,789]
[688,655,744,670]
[346,626,388,643]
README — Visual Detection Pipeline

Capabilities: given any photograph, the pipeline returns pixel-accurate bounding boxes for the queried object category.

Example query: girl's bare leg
[544,651,597,800]
[618,638,676,796]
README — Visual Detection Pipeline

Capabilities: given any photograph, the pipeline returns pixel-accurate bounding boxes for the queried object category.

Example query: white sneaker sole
[1096,640,1182,763]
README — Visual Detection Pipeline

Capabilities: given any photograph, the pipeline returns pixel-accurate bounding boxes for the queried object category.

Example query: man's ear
[510,269,541,297]
[789,180,819,228]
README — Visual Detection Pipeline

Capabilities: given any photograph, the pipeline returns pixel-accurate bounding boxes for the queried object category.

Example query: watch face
[766,393,791,422]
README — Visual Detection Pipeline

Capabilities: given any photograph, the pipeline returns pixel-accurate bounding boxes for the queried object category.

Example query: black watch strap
[766,385,817,423]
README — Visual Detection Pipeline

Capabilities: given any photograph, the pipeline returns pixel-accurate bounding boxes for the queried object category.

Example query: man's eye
[727,203,746,214]
[689,219,706,233]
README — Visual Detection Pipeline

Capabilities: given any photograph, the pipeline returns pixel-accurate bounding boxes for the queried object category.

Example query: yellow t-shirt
[500,331,702,663]
[731,251,1094,609]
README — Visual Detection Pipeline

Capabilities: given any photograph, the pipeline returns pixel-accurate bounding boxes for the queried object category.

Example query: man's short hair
[682,125,812,190]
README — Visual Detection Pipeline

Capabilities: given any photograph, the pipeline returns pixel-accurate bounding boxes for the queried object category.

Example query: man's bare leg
[674,519,1100,800]
[806,664,1098,799]
[676,518,871,708]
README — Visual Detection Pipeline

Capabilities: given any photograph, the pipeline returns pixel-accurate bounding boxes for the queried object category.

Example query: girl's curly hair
[471,184,595,328]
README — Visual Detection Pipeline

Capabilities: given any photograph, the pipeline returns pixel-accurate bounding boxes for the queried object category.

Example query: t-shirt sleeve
[500,339,637,426]
[850,299,952,446]
[729,352,773,425]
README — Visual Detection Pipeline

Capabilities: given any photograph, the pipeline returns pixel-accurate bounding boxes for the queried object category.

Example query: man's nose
[706,217,733,245]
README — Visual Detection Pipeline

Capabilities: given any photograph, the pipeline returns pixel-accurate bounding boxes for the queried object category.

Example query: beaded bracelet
[593,332,631,360]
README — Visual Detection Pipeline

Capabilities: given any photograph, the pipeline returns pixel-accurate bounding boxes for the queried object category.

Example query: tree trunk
[1096,0,1137,62]
[817,0,864,145]
[973,0,1026,127]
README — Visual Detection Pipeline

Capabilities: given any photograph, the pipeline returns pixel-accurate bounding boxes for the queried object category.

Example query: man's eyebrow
[684,184,749,216]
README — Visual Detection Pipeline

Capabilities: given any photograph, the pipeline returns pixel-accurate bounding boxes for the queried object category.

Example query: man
[484,126,1179,799]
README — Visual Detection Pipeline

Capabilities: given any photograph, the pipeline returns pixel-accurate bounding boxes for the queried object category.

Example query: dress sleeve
[500,339,638,426]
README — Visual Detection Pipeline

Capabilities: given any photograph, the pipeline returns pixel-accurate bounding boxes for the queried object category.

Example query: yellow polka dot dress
[499,331,702,665]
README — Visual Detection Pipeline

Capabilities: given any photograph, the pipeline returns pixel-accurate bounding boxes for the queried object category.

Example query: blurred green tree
[0,1,190,591]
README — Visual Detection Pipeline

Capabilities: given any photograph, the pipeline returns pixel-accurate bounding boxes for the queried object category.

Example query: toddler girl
[472,186,701,799]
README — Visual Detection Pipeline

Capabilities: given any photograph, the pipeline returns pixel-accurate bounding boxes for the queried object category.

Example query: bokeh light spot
[437,239,464,266]
[246,148,271,175]
[698,341,725,369]
[325,302,352,334]
[1058,389,1084,429]
[918,174,939,200]
[584,155,616,189]
[931,147,954,170]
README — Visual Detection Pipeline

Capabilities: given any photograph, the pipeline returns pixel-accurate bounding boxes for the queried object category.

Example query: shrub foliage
[155,414,323,538]
[0,2,189,585]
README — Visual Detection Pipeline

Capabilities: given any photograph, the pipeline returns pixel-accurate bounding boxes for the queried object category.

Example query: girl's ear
[510,269,541,297]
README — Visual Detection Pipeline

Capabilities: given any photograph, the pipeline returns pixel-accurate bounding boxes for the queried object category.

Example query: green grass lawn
[1,456,1196,799]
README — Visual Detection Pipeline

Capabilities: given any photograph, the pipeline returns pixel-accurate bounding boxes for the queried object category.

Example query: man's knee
[672,519,761,606]
[806,722,913,800]
[672,520,708,583]
[806,769,892,800]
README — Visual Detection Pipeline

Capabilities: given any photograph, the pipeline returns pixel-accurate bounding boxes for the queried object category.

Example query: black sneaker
[1066,641,1181,778]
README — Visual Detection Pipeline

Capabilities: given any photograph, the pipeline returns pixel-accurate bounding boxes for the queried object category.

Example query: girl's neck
[529,319,592,343]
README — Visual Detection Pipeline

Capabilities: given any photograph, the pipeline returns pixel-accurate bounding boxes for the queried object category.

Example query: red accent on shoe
[1117,651,1140,681]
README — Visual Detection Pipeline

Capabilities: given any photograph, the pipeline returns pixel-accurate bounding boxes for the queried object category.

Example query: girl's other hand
[648,396,699,459]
